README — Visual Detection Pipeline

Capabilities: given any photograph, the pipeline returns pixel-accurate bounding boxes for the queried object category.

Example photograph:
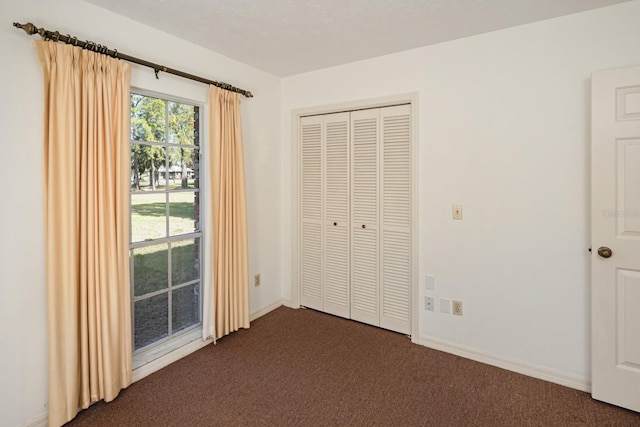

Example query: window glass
[130,93,202,352]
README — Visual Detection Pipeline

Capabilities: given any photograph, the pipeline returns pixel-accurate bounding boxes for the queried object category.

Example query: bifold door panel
[299,105,412,335]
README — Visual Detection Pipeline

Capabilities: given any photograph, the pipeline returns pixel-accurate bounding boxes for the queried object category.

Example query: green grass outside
[130,190,201,350]
[131,191,198,243]
[132,241,199,295]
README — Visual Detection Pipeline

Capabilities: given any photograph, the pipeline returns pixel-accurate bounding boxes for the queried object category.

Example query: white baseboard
[282,299,294,308]
[417,335,591,393]
[24,412,48,427]
[250,299,284,321]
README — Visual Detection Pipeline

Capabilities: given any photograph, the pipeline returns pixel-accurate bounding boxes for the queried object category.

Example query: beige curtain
[207,86,250,339]
[36,41,132,427]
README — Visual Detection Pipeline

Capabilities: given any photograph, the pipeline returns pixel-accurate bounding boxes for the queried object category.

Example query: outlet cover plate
[425,296,435,312]
[452,300,463,316]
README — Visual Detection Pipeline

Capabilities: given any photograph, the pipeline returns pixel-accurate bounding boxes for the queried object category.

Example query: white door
[592,64,640,412]
[299,115,323,311]
[323,113,351,318]
[350,109,380,327]
[379,105,412,334]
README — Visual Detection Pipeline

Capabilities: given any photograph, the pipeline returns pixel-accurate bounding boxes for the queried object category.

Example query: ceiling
[84,0,631,76]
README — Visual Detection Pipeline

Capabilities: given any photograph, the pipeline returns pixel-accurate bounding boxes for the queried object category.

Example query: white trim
[24,412,48,427]
[417,335,591,392]
[290,93,420,335]
[408,94,420,342]
[130,86,203,109]
[282,299,294,308]
[132,334,214,382]
[249,300,284,321]
[201,103,215,340]
[133,327,203,370]
[292,92,419,117]
[290,108,301,308]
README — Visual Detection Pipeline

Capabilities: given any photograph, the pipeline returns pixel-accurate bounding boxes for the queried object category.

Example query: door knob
[597,246,613,258]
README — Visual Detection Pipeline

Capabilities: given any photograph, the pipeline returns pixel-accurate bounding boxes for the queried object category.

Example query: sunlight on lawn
[130,191,198,244]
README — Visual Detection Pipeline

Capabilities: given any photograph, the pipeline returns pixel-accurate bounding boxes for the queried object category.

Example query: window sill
[133,327,210,377]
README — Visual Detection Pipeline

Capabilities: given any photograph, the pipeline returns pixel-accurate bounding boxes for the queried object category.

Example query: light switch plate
[440,298,451,314]
[425,275,435,291]
[452,204,463,220]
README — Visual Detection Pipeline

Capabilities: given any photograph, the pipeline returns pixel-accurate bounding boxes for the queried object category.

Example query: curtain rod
[13,22,253,98]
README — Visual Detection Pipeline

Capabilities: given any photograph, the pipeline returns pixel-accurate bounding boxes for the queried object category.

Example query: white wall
[281,0,640,385]
[0,1,282,425]
[4,0,640,424]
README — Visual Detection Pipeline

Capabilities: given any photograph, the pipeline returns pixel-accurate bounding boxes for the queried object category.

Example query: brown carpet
[68,306,640,426]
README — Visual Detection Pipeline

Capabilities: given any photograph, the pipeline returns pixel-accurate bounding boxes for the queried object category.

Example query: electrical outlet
[452,300,463,316]
[425,296,435,312]
[254,273,261,287]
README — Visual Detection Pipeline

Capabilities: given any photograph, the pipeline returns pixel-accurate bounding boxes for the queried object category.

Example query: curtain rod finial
[246,91,253,98]
[13,22,43,37]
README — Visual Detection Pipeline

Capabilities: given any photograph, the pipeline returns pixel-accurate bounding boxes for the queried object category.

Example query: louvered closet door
[323,113,351,318]
[299,116,323,311]
[350,109,380,327]
[379,105,412,334]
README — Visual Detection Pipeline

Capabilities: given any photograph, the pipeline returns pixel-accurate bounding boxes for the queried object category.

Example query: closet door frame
[290,93,419,340]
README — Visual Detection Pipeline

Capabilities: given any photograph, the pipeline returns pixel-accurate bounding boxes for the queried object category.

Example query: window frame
[129,88,204,355]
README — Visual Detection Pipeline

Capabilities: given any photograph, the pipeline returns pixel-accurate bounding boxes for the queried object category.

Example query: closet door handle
[333,222,337,226]
[362,224,366,229]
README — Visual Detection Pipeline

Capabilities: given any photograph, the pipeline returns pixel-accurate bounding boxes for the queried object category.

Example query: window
[130,92,202,353]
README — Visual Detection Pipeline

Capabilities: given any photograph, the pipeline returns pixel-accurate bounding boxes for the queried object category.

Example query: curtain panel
[204,86,250,340]
[35,40,132,427]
